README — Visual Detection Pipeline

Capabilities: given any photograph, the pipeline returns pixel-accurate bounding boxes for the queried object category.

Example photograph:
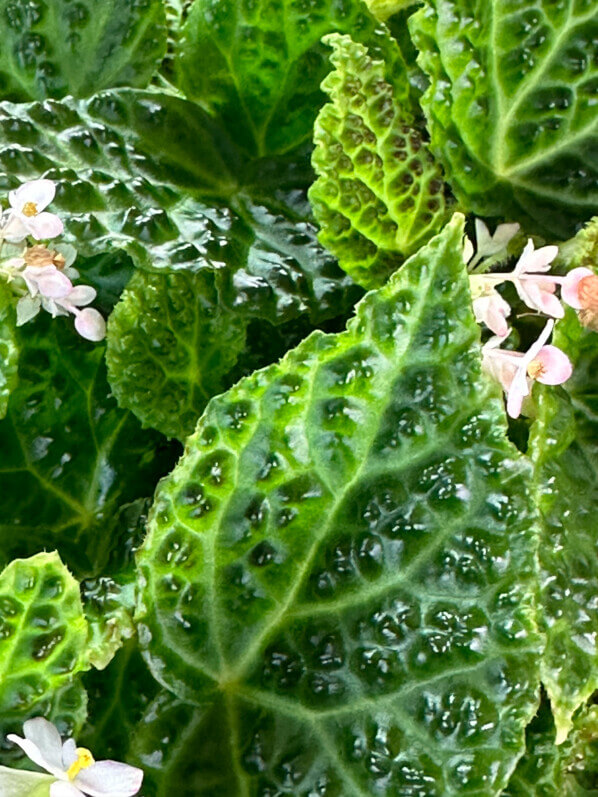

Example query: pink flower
[46,284,106,341]
[512,239,563,318]
[482,320,572,418]
[560,267,595,310]
[470,275,511,337]
[2,179,63,242]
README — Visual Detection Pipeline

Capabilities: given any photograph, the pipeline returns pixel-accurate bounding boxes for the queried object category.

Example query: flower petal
[516,278,563,318]
[473,291,511,337]
[561,267,594,309]
[523,319,555,366]
[27,212,64,240]
[51,782,86,797]
[66,285,97,307]
[506,369,529,419]
[74,308,106,341]
[16,295,41,326]
[33,268,73,299]
[10,179,56,212]
[515,239,558,275]
[8,718,65,777]
[1,213,29,243]
[61,738,78,769]
[534,345,573,386]
[74,761,143,797]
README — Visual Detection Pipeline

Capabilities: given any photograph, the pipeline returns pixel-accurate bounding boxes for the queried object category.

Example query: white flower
[511,238,563,318]
[470,275,511,338]
[1,180,63,242]
[467,219,520,269]
[45,285,107,341]
[5,718,143,797]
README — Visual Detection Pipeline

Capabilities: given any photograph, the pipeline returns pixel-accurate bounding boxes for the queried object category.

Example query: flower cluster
[0,179,105,342]
[466,220,598,418]
[0,717,143,797]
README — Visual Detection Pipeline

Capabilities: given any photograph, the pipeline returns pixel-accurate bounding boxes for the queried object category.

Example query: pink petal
[534,345,573,385]
[27,212,63,240]
[516,240,558,275]
[7,718,64,777]
[66,285,97,307]
[74,308,106,341]
[506,370,529,419]
[74,761,143,797]
[10,179,56,212]
[51,782,86,797]
[561,267,593,309]
[34,268,72,299]
[518,279,564,318]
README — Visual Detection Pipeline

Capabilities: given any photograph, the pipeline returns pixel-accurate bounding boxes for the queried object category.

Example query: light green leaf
[364,0,419,22]
[137,216,542,795]
[0,0,167,101]
[174,0,399,157]
[410,0,598,238]
[0,282,18,420]
[310,33,447,288]
[529,306,598,744]
[0,552,89,743]
[0,767,52,797]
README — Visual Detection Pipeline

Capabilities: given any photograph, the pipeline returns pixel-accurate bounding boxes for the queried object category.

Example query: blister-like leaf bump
[410,0,598,238]
[0,0,167,101]
[0,552,89,743]
[137,216,542,795]
[530,305,598,743]
[310,34,446,288]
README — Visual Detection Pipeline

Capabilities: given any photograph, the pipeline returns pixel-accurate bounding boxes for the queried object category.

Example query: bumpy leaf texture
[0,0,166,101]
[0,552,89,748]
[0,316,177,577]
[310,33,447,288]
[0,283,17,420]
[410,0,598,238]
[174,0,396,157]
[137,217,542,795]
[529,307,598,744]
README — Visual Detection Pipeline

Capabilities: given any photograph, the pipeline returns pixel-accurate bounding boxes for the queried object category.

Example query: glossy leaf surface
[137,217,541,795]
[530,307,598,743]
[410,0,598,238]
[0,0,166,101]
[310,34,446,288]
[0,552,88,745]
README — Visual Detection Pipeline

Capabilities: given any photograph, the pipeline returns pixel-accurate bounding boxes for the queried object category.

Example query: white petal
[74,761,143,797]
[74,308,106,341]
[462,236,474,264]
[8,718,65,777]
[474,219,491,251]
[61,739,78,769]
[0,764,54,797]
[51,782,86,797]
[524,319,555,366]
[34,268,72,299]
[10,179,56,212]
[28,212,64,240]
[66,285,97,307]
[1,213,29,243]
[16,295,41,325]
[492,222,519,247]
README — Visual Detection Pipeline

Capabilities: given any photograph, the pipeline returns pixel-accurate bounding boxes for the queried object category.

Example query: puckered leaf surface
[529,306,598,743]
[410,0,598,238]
[0,283,18,420]
[0,316,177,578]
[310,33,446,288]
[0,552,89,746]
[174,0,404,157]
[137,216,541,795]
[0,0,166,101]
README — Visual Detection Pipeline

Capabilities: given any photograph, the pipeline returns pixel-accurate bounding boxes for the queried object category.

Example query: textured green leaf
[174,0,401,157]
[310,33,447,288]
[0,552,89,745]
[410,0,598,238]
[364,0,418,22]
[0,316,178,578]
[0,0,166,101]
[137,216,542,795]
[0,283,18,420]
[529,306,598,743]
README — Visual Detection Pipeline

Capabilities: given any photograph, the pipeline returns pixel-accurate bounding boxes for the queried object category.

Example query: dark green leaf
[410,0,598,238]
[136,216,542,795]
[0,283,18,420]
[0,0,167,101]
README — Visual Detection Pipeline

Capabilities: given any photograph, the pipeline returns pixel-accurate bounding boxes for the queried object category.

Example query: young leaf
[137,216,542,795]
[174,0,400,156]
[410,0,598,238]
[529,307,598,743]
[310,33,447,288]
[0,317,178,578]
[0,283,18,420]
[0,552,89,743]
[0,0,167,101]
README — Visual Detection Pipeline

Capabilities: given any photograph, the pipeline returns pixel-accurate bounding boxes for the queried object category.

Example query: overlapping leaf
[137,217,542,795]
[310,33,446,288]
[410,0,598,238]
[0,552,89,748]
[0,0,166,102]
[529,306,598,744]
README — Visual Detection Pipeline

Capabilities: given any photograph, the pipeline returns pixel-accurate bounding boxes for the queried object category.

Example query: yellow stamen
[22,201,38,217]
[527,359,545,380]
[66,748,95,781]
